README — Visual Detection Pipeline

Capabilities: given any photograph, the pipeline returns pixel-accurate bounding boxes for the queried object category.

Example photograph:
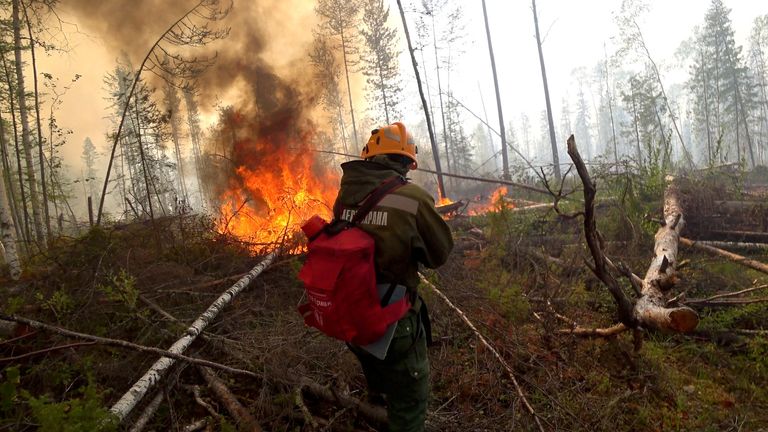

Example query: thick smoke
[63,0,340,211]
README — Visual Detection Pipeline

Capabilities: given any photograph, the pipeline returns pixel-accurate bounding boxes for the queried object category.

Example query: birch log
[633,177,698,332]
[109,251,277,422]
[680,237,768,275]
[0,162,20,280]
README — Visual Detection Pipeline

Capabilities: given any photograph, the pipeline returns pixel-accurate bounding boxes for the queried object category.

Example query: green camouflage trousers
[350,309,430,432]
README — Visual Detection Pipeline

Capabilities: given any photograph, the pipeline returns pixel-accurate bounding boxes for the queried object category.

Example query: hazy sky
[31,0,768,184]
[398,0,767,164]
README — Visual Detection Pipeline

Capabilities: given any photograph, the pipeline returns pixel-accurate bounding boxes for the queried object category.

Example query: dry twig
[0,312,258,378]
[418,273,546,432]
[198,366,262,432]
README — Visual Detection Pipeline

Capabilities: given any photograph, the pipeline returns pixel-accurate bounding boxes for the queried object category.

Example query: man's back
[334,159,453,288]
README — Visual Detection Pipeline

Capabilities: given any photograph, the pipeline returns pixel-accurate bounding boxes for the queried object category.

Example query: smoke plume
[63,0,342,228]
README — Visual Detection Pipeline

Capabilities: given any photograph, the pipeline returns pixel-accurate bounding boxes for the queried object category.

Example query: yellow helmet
[361,122,418,169]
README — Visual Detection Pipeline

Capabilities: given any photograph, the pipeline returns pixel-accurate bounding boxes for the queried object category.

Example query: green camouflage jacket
[333,158,454,290]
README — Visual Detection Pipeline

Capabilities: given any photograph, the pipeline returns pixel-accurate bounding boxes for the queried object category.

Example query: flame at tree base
[217,163,338,252]
[212,110,339,253]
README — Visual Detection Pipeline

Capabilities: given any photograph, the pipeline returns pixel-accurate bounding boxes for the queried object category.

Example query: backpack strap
[327,176,406,236]
[351,175,407,225]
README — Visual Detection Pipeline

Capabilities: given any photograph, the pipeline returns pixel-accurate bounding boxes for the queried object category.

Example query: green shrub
[25,382,117,432]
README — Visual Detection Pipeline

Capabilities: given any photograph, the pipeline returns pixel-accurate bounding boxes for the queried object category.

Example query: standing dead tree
[565,135,698,334]
[396,0,447,200]
[96,0,230,225]
[481,0,509,180]
[531,0,561,182]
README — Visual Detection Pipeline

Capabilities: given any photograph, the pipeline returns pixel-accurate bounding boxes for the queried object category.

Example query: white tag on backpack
[359,283,408,360]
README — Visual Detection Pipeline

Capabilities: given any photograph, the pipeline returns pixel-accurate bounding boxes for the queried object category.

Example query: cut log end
[635,302,700,333]
[668,307,699,333]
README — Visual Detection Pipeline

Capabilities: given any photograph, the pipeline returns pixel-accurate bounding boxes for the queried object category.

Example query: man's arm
[413,192,454,268]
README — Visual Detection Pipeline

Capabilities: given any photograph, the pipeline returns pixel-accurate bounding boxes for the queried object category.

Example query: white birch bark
[0,160,20,280]
[12,0,44,244]
[109,251,276,421]
[633,176,699,332]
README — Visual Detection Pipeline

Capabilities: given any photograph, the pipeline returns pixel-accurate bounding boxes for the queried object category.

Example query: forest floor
[1,168,768,432]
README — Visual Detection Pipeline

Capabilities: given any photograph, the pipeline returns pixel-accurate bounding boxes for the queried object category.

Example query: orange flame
[437,196,455,206]
[468,186,513,215]
[216,134,338,251]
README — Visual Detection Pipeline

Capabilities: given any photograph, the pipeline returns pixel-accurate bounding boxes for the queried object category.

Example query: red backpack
[298,176,411,345]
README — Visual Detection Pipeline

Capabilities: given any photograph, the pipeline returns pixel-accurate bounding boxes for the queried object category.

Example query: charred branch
[198,366,262,432]
[565,135,635,327]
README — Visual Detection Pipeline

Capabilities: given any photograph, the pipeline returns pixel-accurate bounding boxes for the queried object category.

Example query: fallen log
[556,323,628,337]
[565,136,697,333]
[128,391,164,432]
[181,419,208,432]
[435,200,465,214]
[683,297,768,307]
[135,297,380,428]
[712,200,766,215]
[633,177,698,332]
[680,237,768,275]
[109,251,277,422]
[198,366,261,432]
[708,230,768,243]
[687,240,768,251]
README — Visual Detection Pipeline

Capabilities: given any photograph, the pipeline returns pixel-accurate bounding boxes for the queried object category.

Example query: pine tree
[163,80,188,205]
[310,33,349,157]
[574,84,593,160]
[620,70,668,167]
[688,0,758,166]
[749,15,768,164]
[81,137,99,202]
[316,0,361,147]
[105,60,173,220]
[444,90,473,176]
[520,113,532,160]
[182,84,206,207]
[359,0,402,124]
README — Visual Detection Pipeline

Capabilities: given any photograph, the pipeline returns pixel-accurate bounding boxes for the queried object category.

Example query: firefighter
[333,122,454,431]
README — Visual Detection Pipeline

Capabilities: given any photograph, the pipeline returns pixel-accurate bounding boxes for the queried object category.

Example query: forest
[1,0,768,430]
